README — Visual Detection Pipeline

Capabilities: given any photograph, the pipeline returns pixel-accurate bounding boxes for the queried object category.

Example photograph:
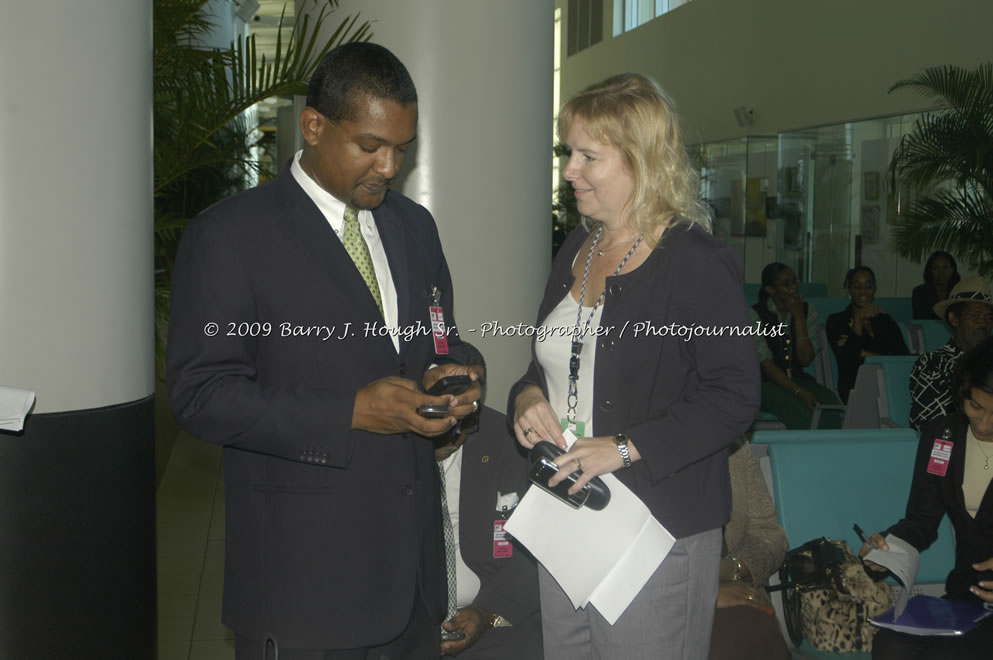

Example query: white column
[0,3,155,657]
[297,0,554,406]
[0,1,154,412]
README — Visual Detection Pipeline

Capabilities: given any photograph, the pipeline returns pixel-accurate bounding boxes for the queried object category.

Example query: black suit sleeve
[886,420,948,552]
[166,213,358,466]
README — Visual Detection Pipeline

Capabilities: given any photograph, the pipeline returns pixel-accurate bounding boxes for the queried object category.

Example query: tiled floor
[156,431,235,660]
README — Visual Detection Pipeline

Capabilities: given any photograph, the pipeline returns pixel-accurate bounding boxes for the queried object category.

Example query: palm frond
[889,62,993,278]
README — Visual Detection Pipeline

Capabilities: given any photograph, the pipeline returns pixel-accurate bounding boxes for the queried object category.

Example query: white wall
[562,0,992,144]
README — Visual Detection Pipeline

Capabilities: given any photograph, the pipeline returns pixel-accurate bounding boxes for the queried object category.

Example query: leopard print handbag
[771,537,893,652]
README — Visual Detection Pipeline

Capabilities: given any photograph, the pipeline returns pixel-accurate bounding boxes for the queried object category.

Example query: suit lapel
[273,169,388,320]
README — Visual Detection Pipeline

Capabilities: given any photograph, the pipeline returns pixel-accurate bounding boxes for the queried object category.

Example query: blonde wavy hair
[558,73,710,247]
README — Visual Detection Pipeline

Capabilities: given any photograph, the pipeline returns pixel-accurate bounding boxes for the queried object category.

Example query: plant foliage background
[889,63,993,277]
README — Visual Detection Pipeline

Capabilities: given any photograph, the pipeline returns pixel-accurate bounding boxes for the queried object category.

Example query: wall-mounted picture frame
[863,171,880,201]
[861,205,880,243]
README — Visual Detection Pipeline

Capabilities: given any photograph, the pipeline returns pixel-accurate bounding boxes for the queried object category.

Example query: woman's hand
[857,532,890,573]
[794,387,817,412]
[785,290,806,320]
[548,436,641,494]
[513,386,564,449]
[853,303,883,336]
[716,581,774,613]
[970,557,993,603]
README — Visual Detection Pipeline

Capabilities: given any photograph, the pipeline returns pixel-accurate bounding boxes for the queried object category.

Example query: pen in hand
[854,523,880,551]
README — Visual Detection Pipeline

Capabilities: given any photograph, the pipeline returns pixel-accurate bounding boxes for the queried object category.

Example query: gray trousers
[538,527,722,660]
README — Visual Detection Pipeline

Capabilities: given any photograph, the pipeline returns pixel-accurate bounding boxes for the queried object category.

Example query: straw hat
[933,275,993,319]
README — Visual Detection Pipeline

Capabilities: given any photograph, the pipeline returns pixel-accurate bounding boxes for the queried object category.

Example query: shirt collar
[290,149,369,233]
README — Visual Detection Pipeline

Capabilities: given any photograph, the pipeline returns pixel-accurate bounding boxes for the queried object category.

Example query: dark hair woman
[826,266,910,402]
[749,263,841,429]
[859,335,993,659]
[912,251,961,320]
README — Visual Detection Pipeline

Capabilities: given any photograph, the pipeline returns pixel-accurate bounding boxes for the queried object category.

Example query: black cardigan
[887,414,993,602]
[507,223,760,538]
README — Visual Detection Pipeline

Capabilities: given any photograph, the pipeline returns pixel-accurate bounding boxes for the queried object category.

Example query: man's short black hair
[306,42,417,122]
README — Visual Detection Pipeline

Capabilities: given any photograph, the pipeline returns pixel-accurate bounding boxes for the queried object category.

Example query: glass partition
[691,112,929,297]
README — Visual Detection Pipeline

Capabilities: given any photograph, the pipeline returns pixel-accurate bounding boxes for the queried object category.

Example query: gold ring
[576,458,583,470]
[746,594,755,601]
[523,427,534,436]
[471,400,479,412]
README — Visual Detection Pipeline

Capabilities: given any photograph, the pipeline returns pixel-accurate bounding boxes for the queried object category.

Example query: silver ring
[471,400,479,412]
[523,427,535,437]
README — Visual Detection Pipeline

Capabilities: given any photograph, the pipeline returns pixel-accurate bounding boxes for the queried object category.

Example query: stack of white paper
[0,386,36,432]
[504,431,676,624]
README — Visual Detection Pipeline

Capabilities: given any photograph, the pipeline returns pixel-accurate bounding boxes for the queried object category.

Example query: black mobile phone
[426,374,472,396]
[417,404,450,418]
[528,441,610,511]
[440,630,466,641]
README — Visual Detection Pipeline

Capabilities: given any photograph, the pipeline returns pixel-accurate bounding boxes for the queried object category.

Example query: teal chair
[804,297,851,325]
[910,320,952,354]
[865,355,918,428]
[875,297,913,323]
[753,429,957,658]
[799,282,829,297]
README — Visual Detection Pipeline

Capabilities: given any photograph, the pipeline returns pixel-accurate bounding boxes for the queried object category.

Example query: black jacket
[887,414,993,601]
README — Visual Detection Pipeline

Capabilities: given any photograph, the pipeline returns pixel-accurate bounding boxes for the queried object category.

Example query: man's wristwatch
[613,433,632,469]
[488,612,511,628]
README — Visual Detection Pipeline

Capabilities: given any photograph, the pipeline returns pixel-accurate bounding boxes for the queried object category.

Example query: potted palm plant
[888,63,993,277]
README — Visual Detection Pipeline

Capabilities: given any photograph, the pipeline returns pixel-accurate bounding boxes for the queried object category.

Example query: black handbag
[528,441,611,511]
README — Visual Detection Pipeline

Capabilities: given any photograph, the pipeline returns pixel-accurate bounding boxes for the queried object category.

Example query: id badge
[493,520,513,558]
[926,439,953,476]
[560,418,584,438]
[429,305,449,355]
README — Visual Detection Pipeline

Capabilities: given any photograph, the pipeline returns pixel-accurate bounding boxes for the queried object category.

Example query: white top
[439,447,482,608]
[536,292,603,435]
[290,150,400,352]
[963,425,993,518]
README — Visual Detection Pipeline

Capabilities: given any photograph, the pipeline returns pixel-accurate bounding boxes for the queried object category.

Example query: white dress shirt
[290,150,400,352]
[440,447,482,608]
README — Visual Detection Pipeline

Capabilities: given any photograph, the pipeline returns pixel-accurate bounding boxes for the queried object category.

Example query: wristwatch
[488,612,511,628]
[726,554,744,582]
[613,433,632,469]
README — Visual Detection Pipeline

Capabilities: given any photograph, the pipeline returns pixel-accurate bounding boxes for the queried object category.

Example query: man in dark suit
[433,347,541,660]
[167,42,482,659]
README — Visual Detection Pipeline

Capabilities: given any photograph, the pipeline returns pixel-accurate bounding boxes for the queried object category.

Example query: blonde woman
[509,73,760,659]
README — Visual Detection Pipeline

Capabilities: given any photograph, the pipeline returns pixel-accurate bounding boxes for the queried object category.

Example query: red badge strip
[493,520,513,558]
[926,439,953,477]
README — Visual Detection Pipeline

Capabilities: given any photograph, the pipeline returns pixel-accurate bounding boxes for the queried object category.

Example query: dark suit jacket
[448,406,541,660]
[887,414,993,601]
[508,223,760,538]
[167,166,467,648]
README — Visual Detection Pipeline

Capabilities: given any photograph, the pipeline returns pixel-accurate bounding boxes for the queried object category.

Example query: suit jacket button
[400,485,414,496]
[609,283,622,297]
[599,399,614,412]
[398,364,406,375]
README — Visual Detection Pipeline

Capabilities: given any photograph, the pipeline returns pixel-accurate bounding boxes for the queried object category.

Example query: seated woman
[750,263,842,429]
[859,336,993,660]
[826,266,910,403]
[912,251,961,321]
[709,438,790,660]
